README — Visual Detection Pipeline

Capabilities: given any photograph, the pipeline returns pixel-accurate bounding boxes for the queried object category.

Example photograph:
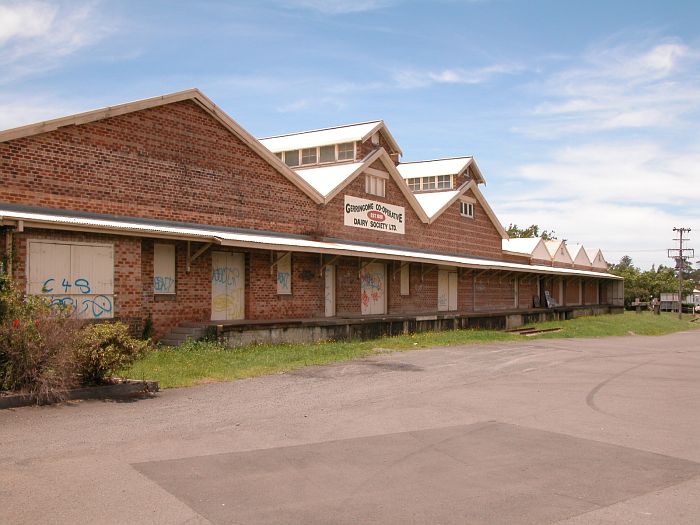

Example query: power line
[668,227,694,319]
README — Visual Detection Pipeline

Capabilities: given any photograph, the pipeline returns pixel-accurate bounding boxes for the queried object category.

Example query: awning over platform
[0,208,621,280]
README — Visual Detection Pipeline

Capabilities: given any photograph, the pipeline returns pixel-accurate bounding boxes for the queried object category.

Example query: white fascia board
[0,208,622,280]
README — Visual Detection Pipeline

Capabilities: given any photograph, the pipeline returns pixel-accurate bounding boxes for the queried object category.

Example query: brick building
[0,89,623,344]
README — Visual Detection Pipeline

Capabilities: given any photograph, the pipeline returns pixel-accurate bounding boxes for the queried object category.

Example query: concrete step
[179,321,209,328]
[170,326,206,336]
[159,322,210,347]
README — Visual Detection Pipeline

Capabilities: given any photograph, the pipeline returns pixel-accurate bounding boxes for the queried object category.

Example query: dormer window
[405,175,453,192]
[337,142,355,161]
[277,142,356,167]
[319,145,335,163]
[284,150,299,167]
[437,175,451,189]
[301,148,317,165]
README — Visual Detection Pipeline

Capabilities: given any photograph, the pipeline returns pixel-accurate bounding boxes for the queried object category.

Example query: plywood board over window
[276,252,292,294]
[27,240,114,319]
[154,244,176,294]
[400,264,410,296]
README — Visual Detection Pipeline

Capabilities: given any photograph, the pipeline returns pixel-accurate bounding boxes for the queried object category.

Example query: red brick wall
[474,272,516,311]
[387,262,435,314]
[1,100,506,260]
[319,168,504,259]
[335,257,361,316]
[565,278,581,305]
[358,131,397,160]
[517,277,538,309]
[247,251,323,320]
[583,281,598,304]
[0,100,321,236]
[140,239,211,337]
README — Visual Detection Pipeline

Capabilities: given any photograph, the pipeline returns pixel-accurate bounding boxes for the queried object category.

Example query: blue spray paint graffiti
[277,271,291,291]
[48,295,113,318]
[212,266,240,287]
[154,276,176,293]
[40,277,112,319]
[42,277,91,294]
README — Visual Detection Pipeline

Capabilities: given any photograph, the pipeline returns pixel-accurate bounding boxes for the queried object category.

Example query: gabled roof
[295,148,429,222]
[294,161,365,198]
[568,244,592,267]
[397,156,485,184]
[502,237,550,260]
[414,190,461,219]
[0,88,325,205]
[410,181,507,238]
[545,239,574,264]
[259,120,403,156]
[591,249,608,269]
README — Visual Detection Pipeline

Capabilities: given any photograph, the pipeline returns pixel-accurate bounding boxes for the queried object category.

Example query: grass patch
[520,311,698,339]
[123,311,698,389]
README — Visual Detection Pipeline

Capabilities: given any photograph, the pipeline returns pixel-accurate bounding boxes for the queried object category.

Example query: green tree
[506,224,557,240]
[608,256,695,307]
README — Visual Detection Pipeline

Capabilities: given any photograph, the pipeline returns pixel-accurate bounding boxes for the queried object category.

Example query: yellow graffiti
[213,294,234,311]
[212,293,244,318]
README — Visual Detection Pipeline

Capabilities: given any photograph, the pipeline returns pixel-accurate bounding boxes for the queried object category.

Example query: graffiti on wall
[154,276,176,293]
[40,277,113,319]
[211,252,245,321]
[360,264,386,315]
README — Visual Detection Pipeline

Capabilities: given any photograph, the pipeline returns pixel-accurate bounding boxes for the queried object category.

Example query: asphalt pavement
[2,329,700,524]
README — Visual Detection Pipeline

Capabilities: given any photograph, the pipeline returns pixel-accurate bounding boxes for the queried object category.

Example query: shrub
[74,322,151,385]
[0,280,82,403]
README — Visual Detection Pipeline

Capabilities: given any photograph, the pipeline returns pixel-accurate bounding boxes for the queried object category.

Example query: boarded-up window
[28,240,114,319]
[400,264,409,296]
[154,244,176,294]
[276,253,292,294]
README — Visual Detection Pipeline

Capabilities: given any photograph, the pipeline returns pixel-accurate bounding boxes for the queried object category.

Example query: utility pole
[668,228,693,319]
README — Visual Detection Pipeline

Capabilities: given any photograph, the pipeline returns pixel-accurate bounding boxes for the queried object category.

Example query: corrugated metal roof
[294,162,364,198]
[0,208,621,280]
[259,121,382,152]
[397,157,472,179]
[414,190,460,218]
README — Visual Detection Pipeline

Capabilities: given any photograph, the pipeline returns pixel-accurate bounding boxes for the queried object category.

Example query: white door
[211,252,245,321]
[324,265,335,317]
[448,271,458,311]
[360,262,386,315]
[438,269,458,311]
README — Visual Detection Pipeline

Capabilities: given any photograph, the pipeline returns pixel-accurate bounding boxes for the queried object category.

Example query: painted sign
[344,195,405,235]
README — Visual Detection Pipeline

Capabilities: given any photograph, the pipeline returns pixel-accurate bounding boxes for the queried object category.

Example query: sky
[1,0,699,270]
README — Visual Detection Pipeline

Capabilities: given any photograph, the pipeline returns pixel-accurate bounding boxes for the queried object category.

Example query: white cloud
[492,139,700,269]
[0,93,86,129]
[515,38,700,138]
[394,63,524,89]
[0,1,113,83]
[0,1,56,45]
